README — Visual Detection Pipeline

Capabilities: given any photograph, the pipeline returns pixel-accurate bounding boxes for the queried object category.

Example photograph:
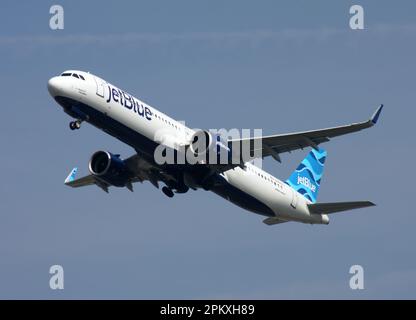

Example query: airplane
[47,70,383,226]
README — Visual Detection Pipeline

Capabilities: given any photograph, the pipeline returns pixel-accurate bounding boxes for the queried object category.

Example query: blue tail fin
[286,148,327,203]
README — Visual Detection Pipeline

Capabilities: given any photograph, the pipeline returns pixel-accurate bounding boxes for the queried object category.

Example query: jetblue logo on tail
[286,148,327,203]
[297,175,316,193]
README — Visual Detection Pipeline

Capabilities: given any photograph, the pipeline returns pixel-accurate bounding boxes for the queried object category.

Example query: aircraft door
[94,76,111,114]
[94,76,106,98]
[290,189,298,208]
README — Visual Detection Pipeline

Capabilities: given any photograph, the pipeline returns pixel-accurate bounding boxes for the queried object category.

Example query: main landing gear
[69,120,82,130]
[162,186,174,198]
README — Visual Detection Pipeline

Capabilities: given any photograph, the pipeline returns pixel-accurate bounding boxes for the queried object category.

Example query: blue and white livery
[286,149,326,203]
[48,70,382,226]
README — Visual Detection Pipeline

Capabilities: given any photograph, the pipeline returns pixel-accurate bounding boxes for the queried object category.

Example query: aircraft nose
[47,76,61,97]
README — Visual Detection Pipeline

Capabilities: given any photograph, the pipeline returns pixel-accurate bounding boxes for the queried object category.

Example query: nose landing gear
[69,120,82,130]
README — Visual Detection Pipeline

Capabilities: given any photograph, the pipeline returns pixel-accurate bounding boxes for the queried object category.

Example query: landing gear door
[290,189,298,208]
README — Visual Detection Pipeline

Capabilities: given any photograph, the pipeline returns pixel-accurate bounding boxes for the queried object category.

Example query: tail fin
[286,148,327,203]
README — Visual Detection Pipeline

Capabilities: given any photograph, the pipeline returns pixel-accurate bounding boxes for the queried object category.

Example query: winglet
[65,167,78,184]
[371,104,383,125]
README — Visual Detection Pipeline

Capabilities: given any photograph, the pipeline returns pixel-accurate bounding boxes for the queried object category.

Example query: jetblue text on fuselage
[105,85,152,120]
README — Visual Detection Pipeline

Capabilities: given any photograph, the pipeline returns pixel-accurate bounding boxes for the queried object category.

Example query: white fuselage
[48,70,329,224]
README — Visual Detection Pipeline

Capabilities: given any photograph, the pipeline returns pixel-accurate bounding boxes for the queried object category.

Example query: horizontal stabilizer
[308,201,375,215]
[263,217,288,225]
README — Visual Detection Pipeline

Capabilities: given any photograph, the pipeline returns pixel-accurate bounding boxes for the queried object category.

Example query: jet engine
[89,151,130,187]
[188,130,232,164]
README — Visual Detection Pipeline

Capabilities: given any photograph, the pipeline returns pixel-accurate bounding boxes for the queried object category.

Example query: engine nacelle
[89,151,130,187]
[188,130,232,164]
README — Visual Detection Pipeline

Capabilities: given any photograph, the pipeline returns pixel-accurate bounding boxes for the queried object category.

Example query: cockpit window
[60,72,86,80]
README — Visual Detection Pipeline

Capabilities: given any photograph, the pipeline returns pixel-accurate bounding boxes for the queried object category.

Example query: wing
[64,167,110,192]
[63,153,181,193]
[228,105,383,162]
[65,174,96,187]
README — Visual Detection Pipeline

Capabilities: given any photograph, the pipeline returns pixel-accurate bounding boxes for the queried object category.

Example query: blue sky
[0,0,415,299]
